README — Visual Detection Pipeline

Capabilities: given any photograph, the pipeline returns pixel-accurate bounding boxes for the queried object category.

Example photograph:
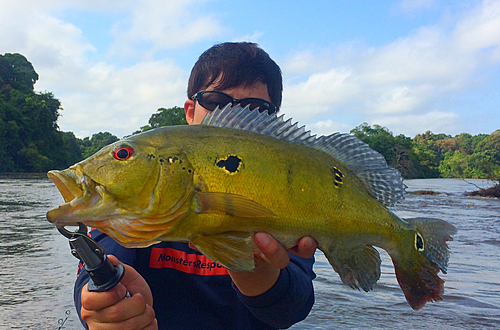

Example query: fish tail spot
[415,232,425,251]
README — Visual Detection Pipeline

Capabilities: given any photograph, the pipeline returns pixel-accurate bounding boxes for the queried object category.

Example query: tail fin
[393,217,457,310]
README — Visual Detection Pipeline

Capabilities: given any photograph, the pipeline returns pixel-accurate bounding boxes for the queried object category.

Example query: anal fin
[323,244,381,292]
[190,231,255,272]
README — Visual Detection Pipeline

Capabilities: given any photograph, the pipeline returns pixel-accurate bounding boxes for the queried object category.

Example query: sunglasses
[192,90,277,115]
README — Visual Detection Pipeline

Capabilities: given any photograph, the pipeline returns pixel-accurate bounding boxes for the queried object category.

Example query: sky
[1,0,499,139]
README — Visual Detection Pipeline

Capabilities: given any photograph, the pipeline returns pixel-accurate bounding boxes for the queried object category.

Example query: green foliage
[351,123,500,180]
[0,53,39,94]
[350,123,425,179]
[439,150,500,179]
[134,106,187,134]
[0,53,81,172]
[80,132,119,159]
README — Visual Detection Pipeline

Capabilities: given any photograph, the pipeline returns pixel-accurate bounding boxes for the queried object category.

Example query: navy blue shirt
[74,230,315,329]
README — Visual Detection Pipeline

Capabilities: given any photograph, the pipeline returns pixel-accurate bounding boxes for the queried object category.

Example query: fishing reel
[57,223,125,292]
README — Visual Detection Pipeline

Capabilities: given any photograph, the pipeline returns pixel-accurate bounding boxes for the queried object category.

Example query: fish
[46,104,457,310]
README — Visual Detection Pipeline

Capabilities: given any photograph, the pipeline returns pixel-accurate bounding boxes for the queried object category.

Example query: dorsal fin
[201,104,405,206]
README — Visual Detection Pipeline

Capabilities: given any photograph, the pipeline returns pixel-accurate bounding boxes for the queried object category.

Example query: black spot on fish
[216,155,242,174]
[147,154,155,160]
[416,233,424,251]
[331,167,344,188]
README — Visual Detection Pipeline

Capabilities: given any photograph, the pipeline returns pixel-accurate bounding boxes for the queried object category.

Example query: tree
[80,132,119,159]
[135,106,187,133]
[0,53,82,172]
[350,123,424,178]
[0,53,39,94]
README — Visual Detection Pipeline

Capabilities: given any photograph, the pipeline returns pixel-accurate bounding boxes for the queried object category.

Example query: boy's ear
[184,100,195,125]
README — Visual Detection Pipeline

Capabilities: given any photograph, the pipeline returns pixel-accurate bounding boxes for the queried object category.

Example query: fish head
[46,132,195,246]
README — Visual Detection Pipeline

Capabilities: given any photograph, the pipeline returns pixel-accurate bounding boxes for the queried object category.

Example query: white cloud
[108,0,223,58]
[308,120,354,137]
[280,0,500,136]
[373,111,461,136]
[56,59,187,138]
[453,0,500,57]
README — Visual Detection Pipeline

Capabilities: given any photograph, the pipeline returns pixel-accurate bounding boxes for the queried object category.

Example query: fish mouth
[48,169,85,203]
[46,169,101,226]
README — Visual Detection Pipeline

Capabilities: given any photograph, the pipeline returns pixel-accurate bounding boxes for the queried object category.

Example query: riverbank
[466,183,500,198]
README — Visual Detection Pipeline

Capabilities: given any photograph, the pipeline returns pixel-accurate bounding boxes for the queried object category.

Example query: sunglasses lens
[198,92,233,111]
[239,99,276,115]
[196,91,277,115]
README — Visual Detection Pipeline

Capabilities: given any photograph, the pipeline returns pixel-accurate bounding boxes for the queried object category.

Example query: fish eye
[113,146,134,161]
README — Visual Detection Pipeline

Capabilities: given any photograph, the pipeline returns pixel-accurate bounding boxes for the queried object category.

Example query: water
[0,175,499,329]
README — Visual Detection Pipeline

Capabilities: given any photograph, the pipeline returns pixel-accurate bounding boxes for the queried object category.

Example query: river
[0,175,498,329]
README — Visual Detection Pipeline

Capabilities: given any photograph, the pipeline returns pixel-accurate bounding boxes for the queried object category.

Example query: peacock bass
[46,104,457,310]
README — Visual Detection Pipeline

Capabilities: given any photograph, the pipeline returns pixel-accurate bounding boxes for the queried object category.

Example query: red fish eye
[113,146,134,161]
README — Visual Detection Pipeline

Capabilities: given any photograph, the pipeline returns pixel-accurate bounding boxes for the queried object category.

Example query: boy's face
[184,82,272,125]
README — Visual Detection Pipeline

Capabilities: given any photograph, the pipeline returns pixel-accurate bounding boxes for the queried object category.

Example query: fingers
[81,283,128,312]
[254,233,317,268]
[88,293,149,323]
[83,293,156,330]
[289,236,318,259]
[80,255,157,330]
[254,232,290,269]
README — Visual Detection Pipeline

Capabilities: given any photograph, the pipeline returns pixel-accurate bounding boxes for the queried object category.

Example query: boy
[76,42,317,330]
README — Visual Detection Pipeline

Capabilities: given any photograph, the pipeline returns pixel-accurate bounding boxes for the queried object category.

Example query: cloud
[373,111,461,136]
[108,0,223,58]
[280,0,500,137]
[56,59,187,138]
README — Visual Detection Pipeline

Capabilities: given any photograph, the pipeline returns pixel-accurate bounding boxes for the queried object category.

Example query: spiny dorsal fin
[201,104,405,206]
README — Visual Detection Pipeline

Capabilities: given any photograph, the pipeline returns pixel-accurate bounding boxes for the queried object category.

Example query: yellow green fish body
[47,105,456,310]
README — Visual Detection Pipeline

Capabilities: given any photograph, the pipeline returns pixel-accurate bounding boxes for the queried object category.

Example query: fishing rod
[57,223,125,292]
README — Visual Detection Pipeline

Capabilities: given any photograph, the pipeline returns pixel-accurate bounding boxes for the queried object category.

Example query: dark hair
[187,42,283,109]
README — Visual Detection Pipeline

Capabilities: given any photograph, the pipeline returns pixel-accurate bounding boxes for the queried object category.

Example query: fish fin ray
[201,105,404,206]
[313,133,405,206]
[392,217,457,309]
[322,244,381,292]
[190,232,255,272]
[194,191,276,218]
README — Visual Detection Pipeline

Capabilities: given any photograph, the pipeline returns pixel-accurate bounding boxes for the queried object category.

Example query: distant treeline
[1,53,499,181]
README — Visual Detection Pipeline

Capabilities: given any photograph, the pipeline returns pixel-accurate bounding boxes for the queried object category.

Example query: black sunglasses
[192,90,277,115]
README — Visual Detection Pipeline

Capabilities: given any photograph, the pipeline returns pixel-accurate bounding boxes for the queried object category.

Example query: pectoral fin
[194,191,276,218]
[190,231,255,272]
[322,244,381,292]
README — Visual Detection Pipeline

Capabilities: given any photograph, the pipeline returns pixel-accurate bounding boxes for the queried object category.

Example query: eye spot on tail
[415,232,425,251]
[331,167,344,188]
[216,155,242,174]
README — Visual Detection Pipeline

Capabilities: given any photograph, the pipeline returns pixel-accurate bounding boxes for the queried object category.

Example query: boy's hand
[229,234,317,297]
[80,255,158,330]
